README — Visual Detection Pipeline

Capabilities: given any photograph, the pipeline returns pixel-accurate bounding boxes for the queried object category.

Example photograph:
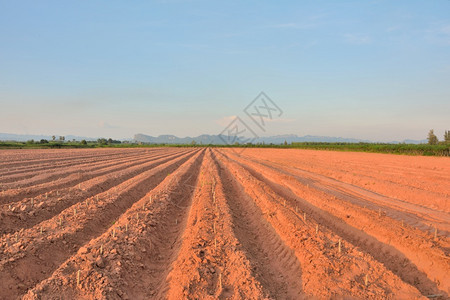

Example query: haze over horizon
[1,1,449,142]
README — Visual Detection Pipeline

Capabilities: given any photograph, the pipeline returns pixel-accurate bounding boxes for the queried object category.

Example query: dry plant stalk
[77,270,80,287]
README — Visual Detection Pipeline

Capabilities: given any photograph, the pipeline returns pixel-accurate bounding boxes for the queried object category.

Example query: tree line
[427,129,450,145]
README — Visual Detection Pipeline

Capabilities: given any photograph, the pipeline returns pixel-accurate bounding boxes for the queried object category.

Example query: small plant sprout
[96,195,99,201]
[136,212,139,220]
[8,204,11,211]
[59,217,62,226]
[175,218,178,225]
[15,233,18,242]
[77,270,81,287]
[45,193,48,199]
[31,198,34,207]
[303,213,306,222]
[338,239,342,253]
[316,224,319,234]
[434,227,438,239]
[100,244,103,255]
[149,195,152,203]
[74,208,77,216]
[112,229,116,238]
[364,274,369,287]
[40,227,43,234]
[125,223,128,232]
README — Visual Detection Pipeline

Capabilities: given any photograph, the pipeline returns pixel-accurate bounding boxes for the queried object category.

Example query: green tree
[81,140,87,145]
[284,140,288,146]
[444,130,450,144]
[427,129,438,145]
[52,135,56,141]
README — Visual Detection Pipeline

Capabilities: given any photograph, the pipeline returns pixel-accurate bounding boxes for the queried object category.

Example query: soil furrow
[216,150,425,298]
[213,151,305,299]
[236,152,450,235]
[166,149,265,299]
[0,149,187,204]
[23,150,205,299]
[0,149,199,299]
[1,151,162,187]
[0,149,191,234]
[220,149,448,297]
[0,148,159,170]
[0,150,158,185]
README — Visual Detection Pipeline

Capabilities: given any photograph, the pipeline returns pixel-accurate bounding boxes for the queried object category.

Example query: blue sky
[0,0,449,141]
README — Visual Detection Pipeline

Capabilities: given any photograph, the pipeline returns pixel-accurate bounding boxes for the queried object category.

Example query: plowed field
[0,148,448,299]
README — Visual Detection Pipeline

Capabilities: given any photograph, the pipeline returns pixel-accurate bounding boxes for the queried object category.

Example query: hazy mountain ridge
[133,133,427,145]
[0,132,427,144]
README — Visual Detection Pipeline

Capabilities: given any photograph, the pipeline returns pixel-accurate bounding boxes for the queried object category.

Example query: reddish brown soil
[0,148,448,299]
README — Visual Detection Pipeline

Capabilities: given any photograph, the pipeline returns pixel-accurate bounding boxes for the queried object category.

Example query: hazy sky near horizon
[1,0,449,141]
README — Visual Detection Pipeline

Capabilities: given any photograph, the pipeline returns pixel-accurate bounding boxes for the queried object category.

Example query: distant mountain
[0,132,428,145]
[133,133,425,145]
[133,133,238,145]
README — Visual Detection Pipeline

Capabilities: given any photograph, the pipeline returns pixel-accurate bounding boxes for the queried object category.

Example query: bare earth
[0,148,448,299]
